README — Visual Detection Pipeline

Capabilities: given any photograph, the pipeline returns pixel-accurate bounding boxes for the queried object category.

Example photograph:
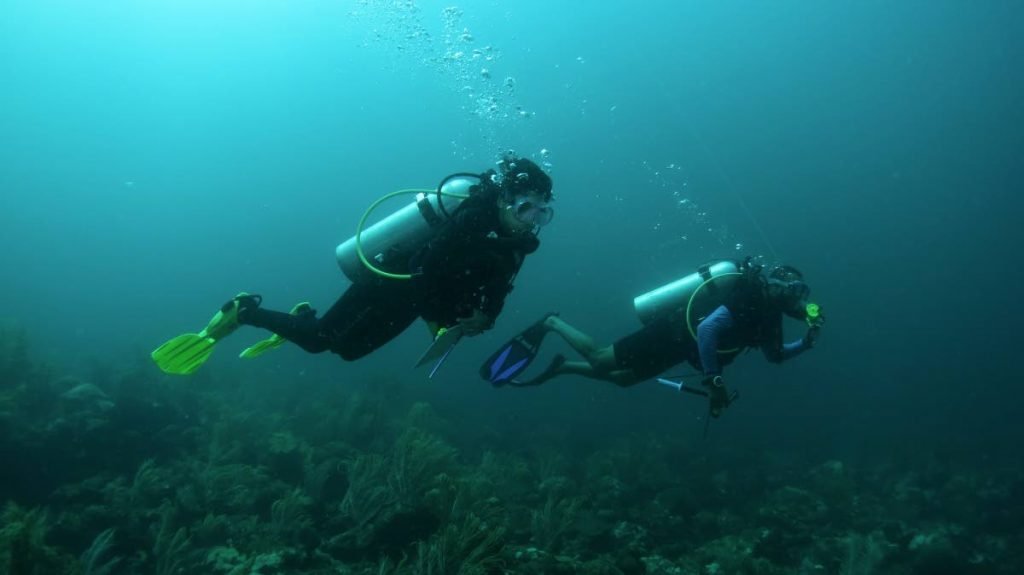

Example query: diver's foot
[511,353,566,387]
[232,293,263,323]
[518,312,560,343]
[201,292,260,342]
[541,312,561,331]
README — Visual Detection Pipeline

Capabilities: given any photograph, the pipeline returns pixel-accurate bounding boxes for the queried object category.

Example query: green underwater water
[2,0,1022,573]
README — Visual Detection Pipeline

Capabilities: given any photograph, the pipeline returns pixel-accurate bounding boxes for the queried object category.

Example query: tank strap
[416,193,444,228]
[697,263,722,296]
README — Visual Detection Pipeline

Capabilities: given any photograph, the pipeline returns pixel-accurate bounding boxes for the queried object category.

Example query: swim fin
[480,312,557,386]
[151,293,259,375]
[239,301,312,359]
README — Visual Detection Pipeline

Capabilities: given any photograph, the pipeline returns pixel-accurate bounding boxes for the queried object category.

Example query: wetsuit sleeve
[761,328,810,363]
[480,276,510,324]
[477,236,537,323]
[696,305,734,376]
[774,338,811,362]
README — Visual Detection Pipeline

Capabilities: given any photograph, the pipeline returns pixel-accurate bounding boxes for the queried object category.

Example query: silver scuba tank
[335,176,477,283]
[633,260,740,324]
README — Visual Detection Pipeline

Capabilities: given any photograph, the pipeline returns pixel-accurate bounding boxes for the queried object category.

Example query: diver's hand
[457,309,492,336]
[702,376,731,418]
[804,325,821,348]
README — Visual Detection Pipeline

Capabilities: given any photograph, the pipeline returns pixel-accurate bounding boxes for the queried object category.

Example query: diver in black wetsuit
[150,157,554,374]
[240,159,554,361]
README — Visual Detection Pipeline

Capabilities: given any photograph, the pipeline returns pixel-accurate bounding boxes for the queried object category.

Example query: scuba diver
[482,259,823,418]
[151,155,554,375]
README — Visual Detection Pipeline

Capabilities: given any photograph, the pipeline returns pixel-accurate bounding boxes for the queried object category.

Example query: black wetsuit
[242,187,539,361]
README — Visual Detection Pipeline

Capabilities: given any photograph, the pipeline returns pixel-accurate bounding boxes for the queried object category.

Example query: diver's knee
[611,371,643,388]
[586,346,617,371]
[295,341,330,355]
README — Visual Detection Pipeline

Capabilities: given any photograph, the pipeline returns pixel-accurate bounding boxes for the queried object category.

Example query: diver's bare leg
[557,360,598,378]
[559,362,640,386]
[544,316,617,371]
[522,358,602,386]
[516,317,641,387]
[526,358,640,387]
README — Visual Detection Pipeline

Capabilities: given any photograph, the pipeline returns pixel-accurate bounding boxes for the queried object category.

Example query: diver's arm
[457,307,493,335]
[475,258,517,328]
[475,235,538,327]
[696,305,734,376]
[780,323,820,360]
[780,338,811,360]
[763,332,813,363]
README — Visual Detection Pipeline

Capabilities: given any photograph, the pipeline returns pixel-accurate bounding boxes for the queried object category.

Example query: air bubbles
[539,148,552,169]
[643,159,749,256]
[352,3,537,152]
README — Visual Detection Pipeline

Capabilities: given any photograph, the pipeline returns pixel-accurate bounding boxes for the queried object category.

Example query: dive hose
[355,179,473,280]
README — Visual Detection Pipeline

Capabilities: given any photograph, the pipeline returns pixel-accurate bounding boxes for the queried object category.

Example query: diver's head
[495,155,554,234]
[765,265,811,319]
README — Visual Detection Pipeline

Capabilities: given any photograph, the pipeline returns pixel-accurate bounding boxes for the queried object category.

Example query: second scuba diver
[152,155,555,375]
[484,259,823,418]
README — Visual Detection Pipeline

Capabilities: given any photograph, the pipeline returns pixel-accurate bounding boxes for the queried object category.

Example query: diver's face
[497,191,552,235]
[767,279,810,319]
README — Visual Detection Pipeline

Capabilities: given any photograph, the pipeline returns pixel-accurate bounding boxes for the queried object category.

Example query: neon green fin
[151,333,216,375]
[151,292,250,375]
[239,302,311,359]
[199,292,249,341]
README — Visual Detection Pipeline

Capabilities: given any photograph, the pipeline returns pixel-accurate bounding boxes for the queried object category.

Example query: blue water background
[1,0,1021,455]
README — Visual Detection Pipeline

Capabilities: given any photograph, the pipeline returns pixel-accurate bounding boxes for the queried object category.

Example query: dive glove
[702,375,732,418]
[803,325,821,348]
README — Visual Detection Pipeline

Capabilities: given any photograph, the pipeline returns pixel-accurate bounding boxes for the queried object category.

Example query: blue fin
[480,313,555,385]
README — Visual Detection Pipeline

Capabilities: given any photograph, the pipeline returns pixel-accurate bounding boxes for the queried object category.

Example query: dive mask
[511,197,554,227]
[767,278,811,317]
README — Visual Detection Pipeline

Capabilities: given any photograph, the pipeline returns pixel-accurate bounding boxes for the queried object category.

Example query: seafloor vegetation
[1,323,1020,575]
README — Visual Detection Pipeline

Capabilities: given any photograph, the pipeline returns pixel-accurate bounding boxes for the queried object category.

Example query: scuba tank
[633,260,742,325]
[335,174,478,283]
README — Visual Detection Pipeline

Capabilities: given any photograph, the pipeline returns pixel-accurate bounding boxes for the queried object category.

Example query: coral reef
[0,327,1019,574]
